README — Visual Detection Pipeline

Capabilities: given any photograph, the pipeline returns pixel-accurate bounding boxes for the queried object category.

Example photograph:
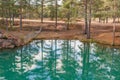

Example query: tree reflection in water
[0,40,120,80]
[82,43,90,80]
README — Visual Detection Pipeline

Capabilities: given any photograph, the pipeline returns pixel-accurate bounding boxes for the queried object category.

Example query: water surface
[0,40,120,80]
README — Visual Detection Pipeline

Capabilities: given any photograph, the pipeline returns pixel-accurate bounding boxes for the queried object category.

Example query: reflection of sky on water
[0,40,120,80]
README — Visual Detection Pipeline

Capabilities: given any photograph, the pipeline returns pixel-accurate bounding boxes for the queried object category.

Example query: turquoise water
[0,40,120,80]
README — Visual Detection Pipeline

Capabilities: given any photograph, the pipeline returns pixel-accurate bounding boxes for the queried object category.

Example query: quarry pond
[0,40,120,80]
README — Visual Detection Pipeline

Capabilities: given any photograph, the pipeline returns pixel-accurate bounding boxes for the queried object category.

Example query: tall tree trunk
[41,0,44,23]
[11,3,15,26]
[55,0,58,29]
[118,17,119,23]
[67,5,70,30]
[84,0,88,34]
[28,0,30,19]
[112,24,115,45]
[9,7,12,29]
[113,16,116,23]
[67,16,70,30]
[20,0,22,30]
[5,9,8,31]
[87,0,91,39]
[99,17,101,23]
[1,7,4,20]
[112,0,116,46]
[20,13,22,30]
[66,2,72,30]
[12,13,14,26]
[106,17,108,23]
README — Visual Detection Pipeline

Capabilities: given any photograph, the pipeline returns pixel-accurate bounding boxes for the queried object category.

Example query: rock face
[0,31,3,39]
[0,31,22,49]
[1,39,15,48]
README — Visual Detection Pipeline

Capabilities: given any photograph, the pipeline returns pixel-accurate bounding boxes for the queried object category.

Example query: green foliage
[0,0,120,26]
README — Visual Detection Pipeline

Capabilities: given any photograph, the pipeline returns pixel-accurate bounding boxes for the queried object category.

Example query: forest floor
[1,19,120,48]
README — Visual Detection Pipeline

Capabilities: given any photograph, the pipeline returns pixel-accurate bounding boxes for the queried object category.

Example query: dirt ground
[2,19,120,46]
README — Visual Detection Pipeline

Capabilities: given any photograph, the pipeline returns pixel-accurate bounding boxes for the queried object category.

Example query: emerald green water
[0,40,120,80]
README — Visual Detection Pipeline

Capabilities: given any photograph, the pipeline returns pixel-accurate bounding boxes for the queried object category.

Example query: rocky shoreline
[0,30,120,49]
[0,31,23,49]
[0,20,120,49]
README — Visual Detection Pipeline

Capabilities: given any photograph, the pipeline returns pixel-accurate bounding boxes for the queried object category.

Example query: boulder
[0,31,23,49]
[0,32,3,38]
[2,40,15,48]
[0,34,2,38]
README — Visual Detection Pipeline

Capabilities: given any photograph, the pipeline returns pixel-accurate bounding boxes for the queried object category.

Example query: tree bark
[20,0,22,30]
[112,0,116,46]
[41,0,44,23]
[84,0,88,34]
[87,0,92,39]
[5,9,8,31]
[55,0,58,29]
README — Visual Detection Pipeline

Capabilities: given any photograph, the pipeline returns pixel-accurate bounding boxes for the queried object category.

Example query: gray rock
[7,45,15,48]
[1,40,15,48]
[0,31,22,49]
